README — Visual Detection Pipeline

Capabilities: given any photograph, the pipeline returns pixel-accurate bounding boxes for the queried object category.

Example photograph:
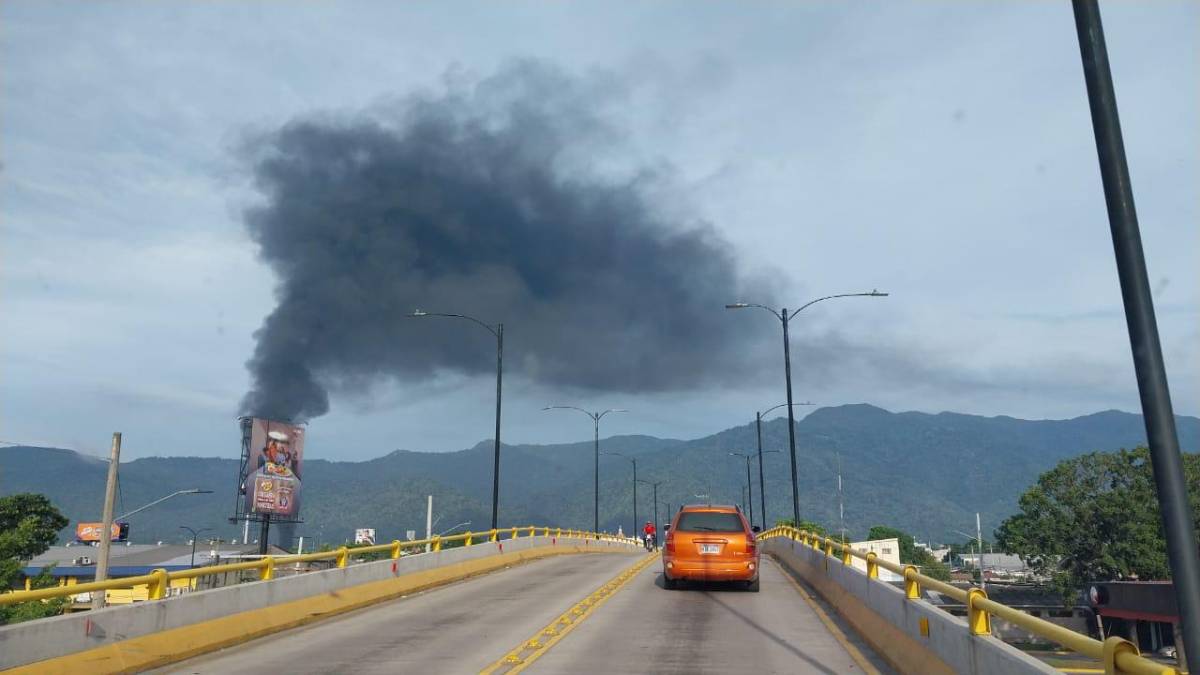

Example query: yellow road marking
[9,543,627,675]
[480,553,657,674]
[768,556,883,675]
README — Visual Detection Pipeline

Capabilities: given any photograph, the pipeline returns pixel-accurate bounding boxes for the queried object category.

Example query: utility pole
[93,432,121,611]
[976,512,984,592]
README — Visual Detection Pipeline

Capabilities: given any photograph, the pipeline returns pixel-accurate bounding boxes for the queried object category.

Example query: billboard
[354,528,376,545]
[76,522,129,542]
[242,418,305,518]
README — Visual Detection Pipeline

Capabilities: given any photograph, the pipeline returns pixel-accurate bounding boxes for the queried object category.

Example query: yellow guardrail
[0,526,636,608]
[757,526,1176,675]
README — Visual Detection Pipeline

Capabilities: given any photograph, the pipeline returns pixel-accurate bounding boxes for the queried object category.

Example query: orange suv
[661,504,760,591]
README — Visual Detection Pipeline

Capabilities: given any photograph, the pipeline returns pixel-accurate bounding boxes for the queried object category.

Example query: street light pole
[1071,3,1200,663]
[179,526,212,568]
[728,292,887,528]
[756,412,765,528]
[754,402,814,529]
[602,452,638,536]
[410,310,504,530]
[544,407,627,534]
[117,488,214,521]
[728,452,755,528]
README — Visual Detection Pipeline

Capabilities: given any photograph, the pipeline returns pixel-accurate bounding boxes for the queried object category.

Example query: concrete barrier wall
[763,537,1058,675]
[0,535,634,670]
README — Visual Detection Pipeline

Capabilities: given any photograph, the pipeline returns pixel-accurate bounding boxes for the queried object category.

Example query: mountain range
[3,404,1197,550]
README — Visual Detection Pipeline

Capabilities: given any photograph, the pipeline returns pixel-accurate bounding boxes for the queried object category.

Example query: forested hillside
[3,405,1196,549]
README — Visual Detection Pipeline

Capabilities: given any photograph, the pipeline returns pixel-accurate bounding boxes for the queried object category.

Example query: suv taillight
[746,534,757,556]
[665,533,675,553]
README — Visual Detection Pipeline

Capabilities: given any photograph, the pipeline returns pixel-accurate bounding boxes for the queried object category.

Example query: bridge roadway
[158,551,890,674]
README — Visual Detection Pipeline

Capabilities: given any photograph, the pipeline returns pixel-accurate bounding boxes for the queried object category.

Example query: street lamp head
[725,303,750,309]
[867,290,889,297]
[409,309,428,317]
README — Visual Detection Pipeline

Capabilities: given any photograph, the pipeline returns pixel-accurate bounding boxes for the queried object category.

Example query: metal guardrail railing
[0,526,636,608]
[757,526,1177,675]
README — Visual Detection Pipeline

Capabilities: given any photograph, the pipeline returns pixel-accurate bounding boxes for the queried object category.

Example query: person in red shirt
[643,521,657,550]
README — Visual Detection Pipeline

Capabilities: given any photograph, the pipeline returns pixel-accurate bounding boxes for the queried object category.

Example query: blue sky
[2,1,1196,461]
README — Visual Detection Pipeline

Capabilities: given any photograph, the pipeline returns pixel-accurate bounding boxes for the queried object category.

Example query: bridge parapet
[759,526,1176,675]
[0,527,638,672]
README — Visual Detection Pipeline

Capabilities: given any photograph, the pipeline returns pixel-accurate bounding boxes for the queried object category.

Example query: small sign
[406,530,417,541]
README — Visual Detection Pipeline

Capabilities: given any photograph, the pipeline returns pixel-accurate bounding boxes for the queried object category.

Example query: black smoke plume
[240,62,773,421]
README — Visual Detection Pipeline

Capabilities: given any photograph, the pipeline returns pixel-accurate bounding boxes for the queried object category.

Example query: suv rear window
[675,511,745,533]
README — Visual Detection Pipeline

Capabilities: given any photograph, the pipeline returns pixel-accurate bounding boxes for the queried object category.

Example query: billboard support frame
[230,417,304,553]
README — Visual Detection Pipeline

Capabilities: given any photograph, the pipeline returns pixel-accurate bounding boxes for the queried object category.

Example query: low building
[19,542,288,609]
[958,552,1033,580]
[1088,581,1187,665]
[849,537,903,582]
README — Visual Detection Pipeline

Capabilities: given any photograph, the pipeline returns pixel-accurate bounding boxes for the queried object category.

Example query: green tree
[775,518,828,536]
[0,493,70,624]
[996,446,1199,602]
[867,526,915,561]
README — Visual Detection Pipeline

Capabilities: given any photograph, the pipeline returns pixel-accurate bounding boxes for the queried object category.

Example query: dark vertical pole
[491,324,503,530]
[1072,1,1200,663]
[756,412,767,529]
[259,515,270,555]
[632,459,638,537]
[744,456,754,528]
[594,417,600,535]
[652,483,659,549]
[190,537,198,568]
[652,482,662,530]
[781,310,801,528]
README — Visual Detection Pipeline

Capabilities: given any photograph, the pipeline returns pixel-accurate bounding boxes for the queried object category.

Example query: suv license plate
[700,544,720,554]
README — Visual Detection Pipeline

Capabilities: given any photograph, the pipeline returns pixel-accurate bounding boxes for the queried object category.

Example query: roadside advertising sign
[243,418,305,518]
[75,522,130,542]
[355,528,376,545]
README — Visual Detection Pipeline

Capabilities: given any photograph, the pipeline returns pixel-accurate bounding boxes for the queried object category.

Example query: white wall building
[849,537,903,582]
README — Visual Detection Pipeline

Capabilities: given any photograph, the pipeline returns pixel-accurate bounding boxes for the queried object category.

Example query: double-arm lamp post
[409,310,504,530]
[601,452,637,536]
[178,526,212,568]
[543,407,627,534]
[727,291,887,528]
[754,402,812,529]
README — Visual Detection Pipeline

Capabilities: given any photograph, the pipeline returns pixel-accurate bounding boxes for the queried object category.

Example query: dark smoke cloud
[240,61,774,421]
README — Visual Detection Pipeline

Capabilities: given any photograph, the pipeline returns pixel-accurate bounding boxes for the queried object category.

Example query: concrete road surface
[525,556,891,675]
[158,552,640,674]
[159,552,889,674]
